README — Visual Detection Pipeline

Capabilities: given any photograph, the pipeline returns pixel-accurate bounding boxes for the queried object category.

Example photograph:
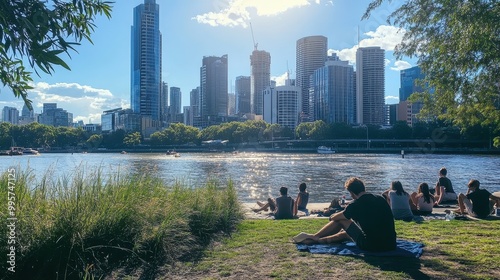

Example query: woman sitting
[382,181,414,222]
[410,183,435,215]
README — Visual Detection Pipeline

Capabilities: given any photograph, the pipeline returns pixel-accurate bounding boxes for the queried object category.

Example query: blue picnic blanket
[296,239,424,258]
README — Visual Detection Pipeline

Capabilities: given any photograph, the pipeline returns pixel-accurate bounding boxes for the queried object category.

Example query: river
[1,152,499,203]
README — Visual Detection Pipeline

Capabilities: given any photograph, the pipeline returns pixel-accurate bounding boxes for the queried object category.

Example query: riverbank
[242,202,458,220]
[38,146,500,155]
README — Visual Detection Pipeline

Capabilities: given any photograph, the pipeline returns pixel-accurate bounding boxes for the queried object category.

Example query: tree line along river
[1,152,499,203]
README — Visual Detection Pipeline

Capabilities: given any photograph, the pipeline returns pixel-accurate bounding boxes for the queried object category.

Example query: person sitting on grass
[455,179,500,219]
[292,177,397,252]
[434,167,457,205]
[410,183,435,215]
[294,183,309,216]
[253,186,295,219]
[382,181,414,222]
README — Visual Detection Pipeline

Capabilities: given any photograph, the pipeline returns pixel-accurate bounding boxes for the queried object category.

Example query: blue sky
[0,0,414,124]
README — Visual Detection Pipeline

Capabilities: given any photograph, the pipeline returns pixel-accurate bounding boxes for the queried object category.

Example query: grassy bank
[162,219,500,280]
[0,167,244,279]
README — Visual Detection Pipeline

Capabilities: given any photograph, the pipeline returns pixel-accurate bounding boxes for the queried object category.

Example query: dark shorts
[345,223,368,250]
[345,223,395,252]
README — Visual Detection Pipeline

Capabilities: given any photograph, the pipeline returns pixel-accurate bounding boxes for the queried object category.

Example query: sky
[0,0,415,124]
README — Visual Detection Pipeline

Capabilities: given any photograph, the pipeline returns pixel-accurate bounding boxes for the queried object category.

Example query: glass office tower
[131,0,162,121]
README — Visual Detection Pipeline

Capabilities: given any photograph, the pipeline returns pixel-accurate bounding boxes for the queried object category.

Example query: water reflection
[1,152,499,203]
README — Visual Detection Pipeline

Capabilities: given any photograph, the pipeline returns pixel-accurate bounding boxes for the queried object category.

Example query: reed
[0,166,244,279]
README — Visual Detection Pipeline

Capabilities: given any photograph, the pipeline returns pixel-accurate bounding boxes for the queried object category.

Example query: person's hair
[345,177,365,195]
[279,186,288,195]
[299,183,307,192]
[391,181,407,196]
[468,179,480,189]
[418,183,432,204]
[439,167,447,176]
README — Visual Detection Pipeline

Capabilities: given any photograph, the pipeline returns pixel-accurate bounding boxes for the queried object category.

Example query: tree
[364,0,500,146]
[0,0,113,109]
[123,132,141,147]
[86,134,103,149]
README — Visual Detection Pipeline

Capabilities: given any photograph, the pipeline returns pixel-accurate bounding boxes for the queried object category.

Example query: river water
[1,152,499,203]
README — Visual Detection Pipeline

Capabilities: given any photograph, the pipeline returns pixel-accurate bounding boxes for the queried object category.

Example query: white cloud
[271,72,289,86]
[385,96,399,104]
[390,60,412,71]
[193,0,319,27]
[28,82,128,124]
[329,25,405,64]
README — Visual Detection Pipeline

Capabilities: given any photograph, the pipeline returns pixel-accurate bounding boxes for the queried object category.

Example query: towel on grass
[296,239,424,258]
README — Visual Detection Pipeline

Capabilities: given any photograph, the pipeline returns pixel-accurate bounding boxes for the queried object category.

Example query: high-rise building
[235,76,251,115]
[190,87,200,117]
[169,87,182,116]
[19,104,36,125]
[200,55,228,122]
[38,103,73,127]
[131,0,162,121]
[2,106,19,124]
[263,79,302,130]
[250,50,271,115]
[160,82,169,122]
[399,66,424,102]
[296,35,327,122]
[228,93,236,116]
[356,46,385,125]
[311,55,356,124]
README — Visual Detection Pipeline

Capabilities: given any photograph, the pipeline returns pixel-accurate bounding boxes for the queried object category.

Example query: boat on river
[9,147,24,156]
[22,148,40,155]
[317,146,335,154]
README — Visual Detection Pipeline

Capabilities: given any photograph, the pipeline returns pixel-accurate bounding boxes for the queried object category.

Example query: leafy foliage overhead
[0,0,113,109]
[364,0,500,136]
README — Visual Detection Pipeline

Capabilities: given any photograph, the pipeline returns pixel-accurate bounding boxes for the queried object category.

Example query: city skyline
[0,0,415,124]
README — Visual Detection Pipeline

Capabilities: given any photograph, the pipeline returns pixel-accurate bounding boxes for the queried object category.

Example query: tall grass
[0,166,244,279]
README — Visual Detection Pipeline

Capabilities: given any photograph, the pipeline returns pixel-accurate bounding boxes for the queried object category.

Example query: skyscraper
[2,106,19,125]
[296,35,327,122]
[311,55,356,124]
[190,87,200,117]
[200,55,228,121]
[263,79,301,130]
[160,82,169,122]
[399,66,424,102]
[356,46,385,125]
[169,86,182,116]
[250,50,271,115]
[235,76,251,115]
[131,0,162,121]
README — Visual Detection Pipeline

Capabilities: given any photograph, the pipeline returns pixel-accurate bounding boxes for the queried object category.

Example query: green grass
[0,166,243,279]
[2,166,499,279]
[161,219,500,280]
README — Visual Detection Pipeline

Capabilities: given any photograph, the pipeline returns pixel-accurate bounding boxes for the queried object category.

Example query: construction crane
[250,22,258,50]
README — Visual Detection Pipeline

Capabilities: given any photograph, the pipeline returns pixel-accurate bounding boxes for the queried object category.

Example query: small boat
[174,152,181,157]
[22,148,39,155]
[121,151,127,154]
[9,147,24,156]
[317,146,335,154]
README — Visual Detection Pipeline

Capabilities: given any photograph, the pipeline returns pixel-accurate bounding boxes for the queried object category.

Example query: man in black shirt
[293,177,397,252]
[456,179,500,218]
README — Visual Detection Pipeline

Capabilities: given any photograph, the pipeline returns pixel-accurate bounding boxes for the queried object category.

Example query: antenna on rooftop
[250,22,258,50]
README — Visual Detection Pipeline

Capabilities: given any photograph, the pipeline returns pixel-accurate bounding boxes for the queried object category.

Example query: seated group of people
[382,167,500,221]
[292,173,500,252]
[253,183,309,219]
[258,167,499,253]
